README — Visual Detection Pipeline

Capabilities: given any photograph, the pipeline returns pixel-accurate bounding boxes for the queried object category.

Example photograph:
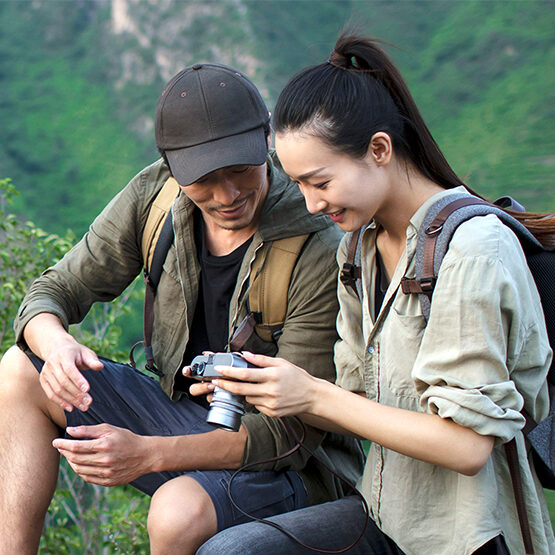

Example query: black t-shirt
[374,250,389,315]
[175,210,252,395]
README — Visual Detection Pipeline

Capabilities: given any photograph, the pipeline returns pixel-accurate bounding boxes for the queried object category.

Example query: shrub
[0,178,148,551]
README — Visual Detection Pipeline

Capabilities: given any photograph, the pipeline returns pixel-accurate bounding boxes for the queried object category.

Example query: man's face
[180,163,269,232]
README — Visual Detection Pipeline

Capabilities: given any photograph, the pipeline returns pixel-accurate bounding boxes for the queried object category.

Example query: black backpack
[341,194,554,554]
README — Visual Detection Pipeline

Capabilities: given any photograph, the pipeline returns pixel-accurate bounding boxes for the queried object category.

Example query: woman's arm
[210,352,494,476]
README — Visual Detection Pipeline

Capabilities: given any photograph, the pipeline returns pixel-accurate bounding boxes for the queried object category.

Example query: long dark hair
[273,33,554,247]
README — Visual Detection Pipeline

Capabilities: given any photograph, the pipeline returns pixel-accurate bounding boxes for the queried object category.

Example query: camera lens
[206,387,245,432]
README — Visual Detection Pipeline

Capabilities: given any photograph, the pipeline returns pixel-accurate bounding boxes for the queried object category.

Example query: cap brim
[165,127,268,186]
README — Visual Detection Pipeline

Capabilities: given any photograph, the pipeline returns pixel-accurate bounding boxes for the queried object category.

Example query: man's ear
[367,132,393,166]
[160,151,173,176]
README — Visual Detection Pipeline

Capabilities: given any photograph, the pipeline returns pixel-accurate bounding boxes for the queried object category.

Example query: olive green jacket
[15,152,365,504]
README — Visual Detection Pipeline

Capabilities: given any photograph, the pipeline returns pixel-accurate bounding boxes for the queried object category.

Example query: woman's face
[275,131,391,232]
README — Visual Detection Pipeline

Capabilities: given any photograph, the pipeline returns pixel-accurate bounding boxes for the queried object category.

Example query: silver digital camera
[189,352,255,432]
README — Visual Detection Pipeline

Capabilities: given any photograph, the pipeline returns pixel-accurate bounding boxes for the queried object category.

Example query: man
[0,63,364,553]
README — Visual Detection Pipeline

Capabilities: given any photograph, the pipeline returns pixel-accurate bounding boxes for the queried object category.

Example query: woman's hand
[210,351,319,418]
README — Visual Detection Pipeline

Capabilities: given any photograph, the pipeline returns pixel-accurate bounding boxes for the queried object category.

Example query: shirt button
[367,346,374,354]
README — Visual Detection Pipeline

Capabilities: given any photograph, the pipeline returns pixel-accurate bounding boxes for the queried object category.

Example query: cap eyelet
[180,91,187,97]
[219,82,226,87]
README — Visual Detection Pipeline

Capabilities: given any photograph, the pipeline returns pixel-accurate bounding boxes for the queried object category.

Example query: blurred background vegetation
[0,0,553,551]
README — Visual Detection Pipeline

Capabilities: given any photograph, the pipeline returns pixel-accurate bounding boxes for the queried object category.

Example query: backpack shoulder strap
[141,176,180,275]
[247,234,310,343]
[130,177,179,375]
[340,229,363,299]
[400,194,543,321]
[340,224,374,300]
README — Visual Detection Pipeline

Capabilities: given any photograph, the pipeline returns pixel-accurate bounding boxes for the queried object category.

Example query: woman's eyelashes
[293,179,329,190]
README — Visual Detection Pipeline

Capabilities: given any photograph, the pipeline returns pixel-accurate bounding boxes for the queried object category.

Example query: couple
[1,32,553,554]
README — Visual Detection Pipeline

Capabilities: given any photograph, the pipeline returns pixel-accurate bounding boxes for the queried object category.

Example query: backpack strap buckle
[340,262,361,288]
[401,276,436,295]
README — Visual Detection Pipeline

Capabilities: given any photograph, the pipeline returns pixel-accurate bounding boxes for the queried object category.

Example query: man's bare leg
[0,346,66,554]
[148,475,218,554]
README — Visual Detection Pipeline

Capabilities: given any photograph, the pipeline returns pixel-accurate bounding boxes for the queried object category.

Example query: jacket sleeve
[14,160,168,347]
[240,227,344,470]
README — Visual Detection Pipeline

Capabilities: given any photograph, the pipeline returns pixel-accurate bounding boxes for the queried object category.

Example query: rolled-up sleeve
[413,217,550,443]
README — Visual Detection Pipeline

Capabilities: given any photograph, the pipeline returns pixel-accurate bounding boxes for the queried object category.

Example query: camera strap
[226,416,370,553]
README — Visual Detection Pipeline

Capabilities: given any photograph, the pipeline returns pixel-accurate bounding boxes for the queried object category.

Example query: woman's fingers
[239,351,288,368]
[212,377,270,397]
[214,365,270,383]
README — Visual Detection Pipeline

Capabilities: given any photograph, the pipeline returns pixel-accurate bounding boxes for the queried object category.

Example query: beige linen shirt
[335,187,554,554]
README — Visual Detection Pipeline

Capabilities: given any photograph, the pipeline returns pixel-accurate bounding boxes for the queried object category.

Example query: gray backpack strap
[401,194,543,321]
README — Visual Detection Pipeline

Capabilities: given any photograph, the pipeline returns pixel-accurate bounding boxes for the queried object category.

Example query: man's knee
[0,345,65,427]
[148,476,218,551]
[0,346,38,393]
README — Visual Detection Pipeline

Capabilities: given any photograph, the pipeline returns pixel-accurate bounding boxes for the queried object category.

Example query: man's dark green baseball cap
[155,63,270,186]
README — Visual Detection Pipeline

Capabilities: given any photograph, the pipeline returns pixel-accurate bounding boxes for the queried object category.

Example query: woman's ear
[366,132,393,166]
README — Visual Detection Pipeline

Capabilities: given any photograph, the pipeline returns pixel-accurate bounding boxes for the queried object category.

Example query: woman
[192,33,554,554]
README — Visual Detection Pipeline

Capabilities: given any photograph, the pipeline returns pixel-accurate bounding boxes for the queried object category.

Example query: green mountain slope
[0,0,553,236]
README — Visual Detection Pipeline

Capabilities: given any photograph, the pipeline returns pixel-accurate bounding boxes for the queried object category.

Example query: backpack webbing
[247,234,309,343]
[142,177,181,275]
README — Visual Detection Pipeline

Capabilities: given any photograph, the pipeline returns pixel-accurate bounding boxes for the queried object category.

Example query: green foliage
[0,178,75,352]
[0,179,148,551]
[71,277,143,364]
[1,0,554,547]
[40,473,149,554]
[546,490,555,528]
[398,0,555,211]
[0,1,149,237]
[1,0,553,238]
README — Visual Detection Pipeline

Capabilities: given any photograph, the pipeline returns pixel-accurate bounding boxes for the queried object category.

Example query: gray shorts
[27,353,308,531]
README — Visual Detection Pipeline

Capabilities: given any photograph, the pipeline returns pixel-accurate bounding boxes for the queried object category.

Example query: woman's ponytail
[274,31,555,248]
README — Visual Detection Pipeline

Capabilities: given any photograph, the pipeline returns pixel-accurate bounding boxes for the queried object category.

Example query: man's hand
[53,424,154,486]
[183,363,215,403]
[39,340,104,413]
[23,313,104,412]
